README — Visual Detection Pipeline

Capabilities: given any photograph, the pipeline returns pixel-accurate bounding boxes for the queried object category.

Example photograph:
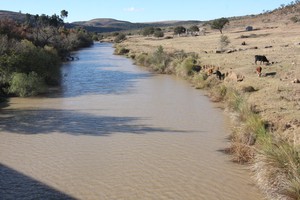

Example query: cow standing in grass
[255,55,269,65]
[256,66,262,77]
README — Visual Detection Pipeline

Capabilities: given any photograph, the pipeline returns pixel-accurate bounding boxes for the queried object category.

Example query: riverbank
[114,21,300,200]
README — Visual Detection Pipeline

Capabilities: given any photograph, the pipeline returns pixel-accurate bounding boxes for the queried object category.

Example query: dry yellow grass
[120,17,300,144]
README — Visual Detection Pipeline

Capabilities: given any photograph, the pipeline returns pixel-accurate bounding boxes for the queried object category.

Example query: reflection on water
[60,44,151,97]
[0,43,264,200]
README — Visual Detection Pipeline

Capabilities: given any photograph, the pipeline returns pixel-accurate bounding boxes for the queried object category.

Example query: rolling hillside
[0,10,202,33]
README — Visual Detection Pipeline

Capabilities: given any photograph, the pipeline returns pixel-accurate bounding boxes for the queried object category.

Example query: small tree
[154,30,164,38]
[189,25,199,35]
[220,35,230,51]
[211,17,229,34]
[9,72,46,97]
[114,33,126,43]
[142,27,155,36]
[174,26,186,36]
[60,10,68,21]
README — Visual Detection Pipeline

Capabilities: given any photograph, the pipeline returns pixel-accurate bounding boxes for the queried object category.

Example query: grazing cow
[255,55,269,65]
[207,68,214,75]
[213,70,225,80]
[256,66,262,77]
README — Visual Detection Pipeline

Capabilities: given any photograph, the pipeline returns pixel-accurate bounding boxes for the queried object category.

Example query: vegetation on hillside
[0,11,93,98]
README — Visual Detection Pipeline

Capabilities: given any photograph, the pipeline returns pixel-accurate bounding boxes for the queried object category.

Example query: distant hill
[70,18,203,32]
[0,10,202,33]
[0,10,25,22]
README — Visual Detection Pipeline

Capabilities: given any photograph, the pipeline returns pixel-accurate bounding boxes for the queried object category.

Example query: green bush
[220,35,230,50]
[150,46,170,73]
[193,73,208,89]
[15,40,61,85]
[118,47,130,55]
[135,53,151,67]
[154,30,164,38]
[114,33,126,43]
[141,27,155,36]
[176,56,198,77]
[9,72,46,97]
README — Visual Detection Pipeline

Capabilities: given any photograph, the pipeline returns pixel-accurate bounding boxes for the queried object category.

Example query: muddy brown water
[0,43,264,200]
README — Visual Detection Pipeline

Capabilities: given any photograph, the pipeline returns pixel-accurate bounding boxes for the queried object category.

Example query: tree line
[0,10,93,98]
[138,17,229,38]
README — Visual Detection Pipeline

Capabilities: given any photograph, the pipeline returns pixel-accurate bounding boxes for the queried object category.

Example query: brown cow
[256,66,262,77]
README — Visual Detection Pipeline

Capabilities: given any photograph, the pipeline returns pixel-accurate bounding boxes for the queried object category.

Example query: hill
[0,10,202,33]
[0,10,25,22]
[70,18,202,32]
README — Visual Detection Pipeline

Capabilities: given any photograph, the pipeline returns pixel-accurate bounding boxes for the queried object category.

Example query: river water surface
[0,43,264,200]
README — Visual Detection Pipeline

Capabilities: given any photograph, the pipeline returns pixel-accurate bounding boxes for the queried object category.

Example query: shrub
[9,72,46,97]
[226,129,255,163]
[174,26,186,36]
[14,40,61,85]
[255,141,300,200]
[225,88,244,112]
[193,73,208,89]
[141,27,155,36]
[114,33,126,43]
[220,35,230,50]
[291,16,300,23]
[115,46,130,55]
[150,46,170,73]
[182,57,196,76]
[153,30,164,38]
[209,84,227,102]
[135,53,151,67]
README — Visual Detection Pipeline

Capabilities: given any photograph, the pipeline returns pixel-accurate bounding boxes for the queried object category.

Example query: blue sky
[1,0,294,23]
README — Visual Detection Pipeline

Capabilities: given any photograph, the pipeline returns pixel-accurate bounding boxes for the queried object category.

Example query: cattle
[255,55,269,65]
[192,65,201,72]
[213,70,225,80]
[256,66,262,77]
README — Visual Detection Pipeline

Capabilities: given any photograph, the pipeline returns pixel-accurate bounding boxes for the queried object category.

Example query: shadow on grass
[0,109,184,136]
[0,163,77,200]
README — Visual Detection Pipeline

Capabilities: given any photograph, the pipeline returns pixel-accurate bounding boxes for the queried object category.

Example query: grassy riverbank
[113,12,300,199]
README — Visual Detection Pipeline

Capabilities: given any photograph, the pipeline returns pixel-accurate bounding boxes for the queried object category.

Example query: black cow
[255,55,269,65]
[192,65,202,72]
[213,70,225,80]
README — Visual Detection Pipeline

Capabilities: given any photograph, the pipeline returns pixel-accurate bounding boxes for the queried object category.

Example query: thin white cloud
[123,7,144,12]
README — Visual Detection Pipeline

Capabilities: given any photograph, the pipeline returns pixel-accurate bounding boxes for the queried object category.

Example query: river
[0,43,264,200]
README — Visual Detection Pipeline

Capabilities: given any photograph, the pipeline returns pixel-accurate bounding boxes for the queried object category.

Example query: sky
[1,0,294,23]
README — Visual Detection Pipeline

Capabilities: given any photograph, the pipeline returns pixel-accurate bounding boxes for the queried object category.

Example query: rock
[246,26,253,31]
[242,86,256,93]
[293,79,300,83]
[226,49,237,53]
[225,72,244,82]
